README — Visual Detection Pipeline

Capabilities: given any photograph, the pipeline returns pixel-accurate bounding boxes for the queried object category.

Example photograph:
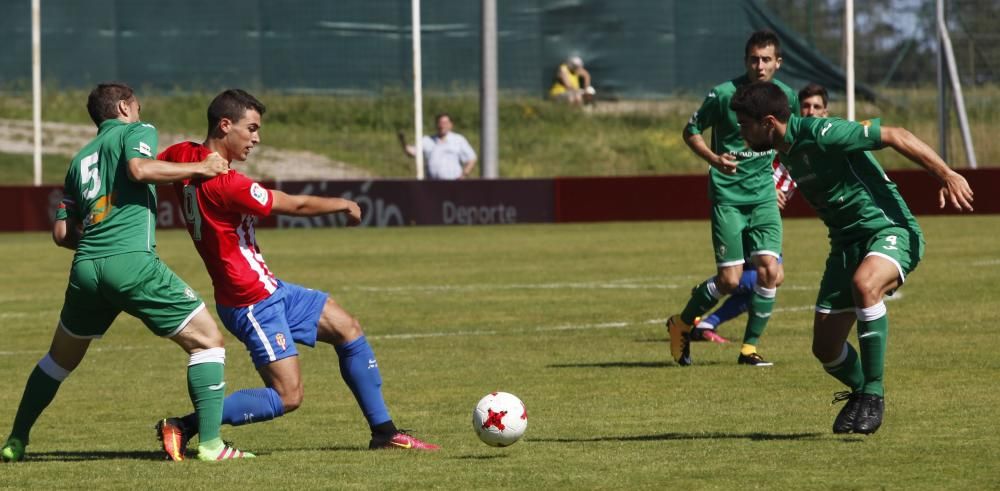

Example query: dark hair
[207,89,266,131]
[86,82,134,126]
[798,83,829,108]
[730,82,791,123]
[745,30,782,60]
[435,112,451,123]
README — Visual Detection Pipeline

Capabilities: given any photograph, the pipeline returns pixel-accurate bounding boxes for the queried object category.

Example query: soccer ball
[472,392,528,447]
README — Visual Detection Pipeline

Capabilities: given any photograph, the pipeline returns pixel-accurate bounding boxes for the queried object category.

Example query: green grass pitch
[1,216,998,489]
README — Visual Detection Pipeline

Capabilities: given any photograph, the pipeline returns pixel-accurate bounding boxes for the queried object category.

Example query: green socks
[822,342,864,391]
[8,354,71,445]
[743,285,776,346]
[680,278,722,325]
[857,302,889,397]
[821,301,889,396]
[187,348,226,445]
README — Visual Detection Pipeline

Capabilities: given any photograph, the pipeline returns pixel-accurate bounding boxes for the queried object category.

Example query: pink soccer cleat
[369,431,440,451]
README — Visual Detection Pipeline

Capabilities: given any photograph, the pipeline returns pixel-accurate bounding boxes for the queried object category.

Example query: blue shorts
[216,281,328,367]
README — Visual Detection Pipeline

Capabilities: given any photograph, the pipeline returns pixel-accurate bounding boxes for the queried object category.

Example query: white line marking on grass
[971,258,1000,266]
[0,345,152,357]
[346,282,683,293]
[370,304,821,341]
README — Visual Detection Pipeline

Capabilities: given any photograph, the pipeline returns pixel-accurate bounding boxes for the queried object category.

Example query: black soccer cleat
[831,390,862,434]
[737,352,773,367]
[852,394,885,435]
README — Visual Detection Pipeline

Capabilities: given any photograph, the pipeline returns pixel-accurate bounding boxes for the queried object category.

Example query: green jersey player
[729,81,974,434]
[667,30,801,367]
[1,82,253,462]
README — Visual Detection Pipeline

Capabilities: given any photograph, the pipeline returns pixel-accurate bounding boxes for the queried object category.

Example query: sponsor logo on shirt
[184,287,196,300]
[820,122,833,136]
[733,150,774,158]
[250,182,268,206]
[136,142,152,157]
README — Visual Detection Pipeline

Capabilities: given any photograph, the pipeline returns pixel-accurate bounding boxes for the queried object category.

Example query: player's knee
[344,316,363,339]
[180,312,225,350]
[811,341,837,363]
[774,268,785,288]
[327,315,363,343]
[851,276,882,306]
[757,261,781,287]
[716,276,739,294]
[203,328,225,349]
[277,385,304,413]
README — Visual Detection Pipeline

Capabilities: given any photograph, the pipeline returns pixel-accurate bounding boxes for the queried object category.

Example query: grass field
[1,217,999,489]
[1,86,998,184]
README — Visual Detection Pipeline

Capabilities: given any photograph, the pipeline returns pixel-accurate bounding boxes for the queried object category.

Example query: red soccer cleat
[369,431,440,451]
[700,329,729,344]
[155,418,190,461]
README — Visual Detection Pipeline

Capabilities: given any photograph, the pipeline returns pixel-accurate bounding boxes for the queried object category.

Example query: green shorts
[711,201,783,267]
[59,252,205,338]
[815,226,925,313]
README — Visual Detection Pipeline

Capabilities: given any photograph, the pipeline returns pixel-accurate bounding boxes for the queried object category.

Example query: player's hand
[199,152,230,177]
[775,189,787,210]
[344,200,362,226]
[714,153,738,175]
[938,170,974,211]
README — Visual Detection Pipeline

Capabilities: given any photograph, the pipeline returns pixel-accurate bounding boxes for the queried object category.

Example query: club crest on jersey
[275,333,287,351]
[250,183,268,206]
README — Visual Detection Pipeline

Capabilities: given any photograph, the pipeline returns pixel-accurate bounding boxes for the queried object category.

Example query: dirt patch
[0,118,374,180]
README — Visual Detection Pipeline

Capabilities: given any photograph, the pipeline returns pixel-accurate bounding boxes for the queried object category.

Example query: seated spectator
[548,56,595,105]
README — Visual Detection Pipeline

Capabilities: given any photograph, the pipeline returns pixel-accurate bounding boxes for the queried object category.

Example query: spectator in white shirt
[399,113,477,180]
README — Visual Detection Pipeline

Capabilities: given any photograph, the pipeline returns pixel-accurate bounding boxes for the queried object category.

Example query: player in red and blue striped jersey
[153,89,438,460]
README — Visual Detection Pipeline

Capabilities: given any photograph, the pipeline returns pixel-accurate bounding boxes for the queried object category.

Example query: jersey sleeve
[123,122,159,161]
[57,161,80,221]
[684,89,722,136]
[815,117,883,153]
[216,172,274,217]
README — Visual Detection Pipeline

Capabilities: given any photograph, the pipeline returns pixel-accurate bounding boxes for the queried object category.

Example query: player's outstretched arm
[682,130,737,175]
[127,152,230,184]
[270,190,362,226]
[881,126,975,211]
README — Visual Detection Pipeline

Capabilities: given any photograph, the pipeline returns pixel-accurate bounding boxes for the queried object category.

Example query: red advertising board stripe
[1,168,996,232]
[553,168,999,222]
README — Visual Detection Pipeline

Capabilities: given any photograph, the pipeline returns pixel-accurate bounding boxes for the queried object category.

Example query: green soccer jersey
[778,115,922,243]
[686,75,800,205]
[56,119,160,261]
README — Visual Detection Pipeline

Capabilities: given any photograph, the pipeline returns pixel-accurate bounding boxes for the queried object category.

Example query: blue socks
[335,336,392,427]
[221,388,286,426]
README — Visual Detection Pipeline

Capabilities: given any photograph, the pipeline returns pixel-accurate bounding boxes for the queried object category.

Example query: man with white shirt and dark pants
[399,113,477,179]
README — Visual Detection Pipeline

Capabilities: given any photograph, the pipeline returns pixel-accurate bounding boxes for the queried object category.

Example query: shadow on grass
[532,431,824,443]
[547,360,724,368]
[28,444,369,462]
[455,454,509,460]
[26,450,170,462]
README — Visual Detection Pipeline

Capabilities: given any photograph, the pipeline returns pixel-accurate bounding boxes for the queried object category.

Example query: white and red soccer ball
[472,392,528,447]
